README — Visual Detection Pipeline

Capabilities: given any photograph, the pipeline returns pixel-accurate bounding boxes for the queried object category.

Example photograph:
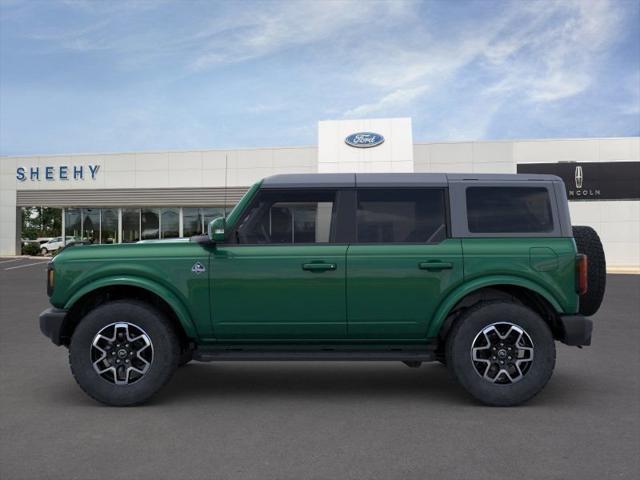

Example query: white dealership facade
[1,118,638,270]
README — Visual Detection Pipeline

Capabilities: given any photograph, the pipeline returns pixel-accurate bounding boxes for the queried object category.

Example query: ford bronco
[39,173,606,406]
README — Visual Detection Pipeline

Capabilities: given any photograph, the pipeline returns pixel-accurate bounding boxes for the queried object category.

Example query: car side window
[466,187,553,233]
[235,189,337,244]
[356,188,447,243]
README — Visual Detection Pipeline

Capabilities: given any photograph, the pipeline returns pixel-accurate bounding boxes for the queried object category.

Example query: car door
[346,187,463,340]
[210,188,349,340]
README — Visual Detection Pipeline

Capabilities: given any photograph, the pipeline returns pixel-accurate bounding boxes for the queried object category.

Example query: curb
[607,268,640,275]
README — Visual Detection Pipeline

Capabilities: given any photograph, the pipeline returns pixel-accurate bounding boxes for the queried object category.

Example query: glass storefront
[64,208,82,240]
[183,207,225,237]
[82,208,100,243]
[182,207,202,237]
[122,208,140,243]
[161,208,180,239]
[202,207,225,230]
[101,208,118,244]
[141,208,159,241]
[61,206,227,244]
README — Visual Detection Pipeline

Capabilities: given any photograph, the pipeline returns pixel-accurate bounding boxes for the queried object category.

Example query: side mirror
[208,216,226,243]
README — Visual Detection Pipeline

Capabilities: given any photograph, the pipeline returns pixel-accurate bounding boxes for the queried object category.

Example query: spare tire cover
[572,226,606,316]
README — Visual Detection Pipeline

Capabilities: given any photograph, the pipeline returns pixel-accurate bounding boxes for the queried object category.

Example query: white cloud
[482,0,622,103]
[17,0,415,72]
[619,71,640,116]
[2,0,635,151]
[189,1,413,71]
[245,102,287,114]
[344,85,428,118]
[342,0,625,131]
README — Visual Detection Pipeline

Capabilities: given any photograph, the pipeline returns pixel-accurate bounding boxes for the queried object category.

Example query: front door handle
[418,261,453,271]
[302,263,337,272]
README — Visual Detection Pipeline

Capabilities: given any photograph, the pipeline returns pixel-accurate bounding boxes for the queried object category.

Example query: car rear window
[466,187,553,233]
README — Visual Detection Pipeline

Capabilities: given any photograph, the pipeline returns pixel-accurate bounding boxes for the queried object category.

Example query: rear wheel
[446,301,555,406]
[69,300,180,406]
[40,247,48,256]
[572,225,606,316]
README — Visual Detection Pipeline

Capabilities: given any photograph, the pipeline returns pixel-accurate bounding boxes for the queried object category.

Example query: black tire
[572,225,606,316]
[69,300,180,406]
[40,247,47,256]
[446,301,555,406]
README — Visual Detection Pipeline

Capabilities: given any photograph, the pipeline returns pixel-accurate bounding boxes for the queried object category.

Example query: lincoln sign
[517,161,640,201]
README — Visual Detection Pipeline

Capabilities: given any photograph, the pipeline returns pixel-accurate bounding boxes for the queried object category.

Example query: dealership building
[1,118,638,270]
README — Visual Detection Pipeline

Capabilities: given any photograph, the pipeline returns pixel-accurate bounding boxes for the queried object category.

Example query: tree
[21,207,61,239]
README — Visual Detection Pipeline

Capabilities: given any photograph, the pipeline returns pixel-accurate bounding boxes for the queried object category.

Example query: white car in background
[40,237,66,255]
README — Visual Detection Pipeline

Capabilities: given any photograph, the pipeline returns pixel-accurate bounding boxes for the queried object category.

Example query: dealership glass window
[101,208,118,244]
[141,208,160,240]
[161,208,180,239]
[182,208,202,237]
[236,190,336,244]
[82,208,100,243]
[356,189,446,243]
[65,208,82,240]
[62,206,229,244]
[466,187,553,233]
[122,208,140,243]
[202,207,225,232]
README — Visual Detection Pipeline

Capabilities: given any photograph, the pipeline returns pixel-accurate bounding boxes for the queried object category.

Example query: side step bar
[193,349,436,362]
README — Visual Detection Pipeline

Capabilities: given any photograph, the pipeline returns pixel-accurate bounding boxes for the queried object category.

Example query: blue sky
[1,0,639,155]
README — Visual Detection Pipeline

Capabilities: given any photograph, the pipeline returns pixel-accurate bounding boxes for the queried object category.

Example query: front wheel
[40,247,48,256]
[69,300,180,406]
[446,301,555,406]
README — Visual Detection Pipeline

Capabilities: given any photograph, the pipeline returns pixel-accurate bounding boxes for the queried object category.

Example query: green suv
[39,173,605,406]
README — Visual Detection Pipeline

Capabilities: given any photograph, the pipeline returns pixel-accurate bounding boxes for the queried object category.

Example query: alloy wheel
[471,322,534,384]
[90,322,154,385]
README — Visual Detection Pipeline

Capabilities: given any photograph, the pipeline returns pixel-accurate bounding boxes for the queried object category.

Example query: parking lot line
[4,262,47,271]
[0,259,21,265]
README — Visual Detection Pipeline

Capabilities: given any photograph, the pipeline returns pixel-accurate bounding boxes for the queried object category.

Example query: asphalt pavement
[0,257,638,480]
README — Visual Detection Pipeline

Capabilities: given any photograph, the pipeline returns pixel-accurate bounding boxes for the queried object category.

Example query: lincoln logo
[345,132,385,148]
[568,165,600,198]
[575,166,583,189]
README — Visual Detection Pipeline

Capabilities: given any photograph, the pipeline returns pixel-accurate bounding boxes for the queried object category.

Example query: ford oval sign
[345,132,385,148]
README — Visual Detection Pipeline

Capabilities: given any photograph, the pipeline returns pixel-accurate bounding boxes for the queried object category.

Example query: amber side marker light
[576,254,588,295]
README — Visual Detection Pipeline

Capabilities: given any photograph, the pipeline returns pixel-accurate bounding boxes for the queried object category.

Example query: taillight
[576,254,588,295]
[47,263,55,296]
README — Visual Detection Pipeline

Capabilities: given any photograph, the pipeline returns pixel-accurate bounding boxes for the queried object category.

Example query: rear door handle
[302,263,337,272]
[418,261,453,271]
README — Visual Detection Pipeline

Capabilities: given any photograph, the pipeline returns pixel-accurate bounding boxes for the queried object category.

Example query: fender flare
[426,275,564,338]
[64,275,197,338]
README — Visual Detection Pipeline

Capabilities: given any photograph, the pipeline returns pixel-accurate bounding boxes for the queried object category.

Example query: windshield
[225,181,262,229]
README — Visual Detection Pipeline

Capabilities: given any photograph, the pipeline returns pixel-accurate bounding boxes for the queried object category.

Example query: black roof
[261,173,561,188]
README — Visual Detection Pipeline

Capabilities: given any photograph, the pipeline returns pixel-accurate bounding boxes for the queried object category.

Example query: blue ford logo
[345,132,385,148]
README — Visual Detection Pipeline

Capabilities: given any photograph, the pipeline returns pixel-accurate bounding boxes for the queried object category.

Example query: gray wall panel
[16,187,249,207]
